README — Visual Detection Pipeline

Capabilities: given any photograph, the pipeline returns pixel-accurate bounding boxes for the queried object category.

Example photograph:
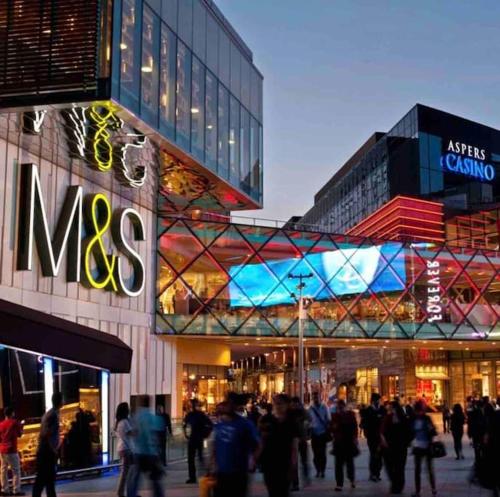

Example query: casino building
[301,104,500,233]
[0,0,262,474]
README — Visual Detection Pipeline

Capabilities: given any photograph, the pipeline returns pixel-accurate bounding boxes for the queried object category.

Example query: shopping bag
[199,475,217,497]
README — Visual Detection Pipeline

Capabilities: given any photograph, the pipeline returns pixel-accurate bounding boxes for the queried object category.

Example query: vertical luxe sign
[16,163,146,297]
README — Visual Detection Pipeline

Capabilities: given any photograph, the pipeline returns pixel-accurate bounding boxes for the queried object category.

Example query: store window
[229,95,240,186]
[140,5,160,126]
[182,364,228,414]
[191,57,205,161]
[175,41,192,151]
[356,367,378,405]
[159,23,176,140]
[205,71,218,170]
[217,84,229,179]
[120,0,140,111]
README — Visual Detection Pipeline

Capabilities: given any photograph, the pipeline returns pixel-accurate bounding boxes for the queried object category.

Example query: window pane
[240,106,250,193]
[191,57,205,161]
[160,23,176,139]
[120,0,140,111]
[229,95,240,186]
[162,0,177,31]
[250,116,260,198]
[259,124,263,203]
[240,57,250,109]
[206,13,218,75]
[250,67,260,119]
[178,0,193,47]
[218,84,229,178]
[205,71,217,170]
[141,6,160,126]
[176,41,192,150]
[230,42,241,99]
[193,0,206,62]
[218,31,230,87]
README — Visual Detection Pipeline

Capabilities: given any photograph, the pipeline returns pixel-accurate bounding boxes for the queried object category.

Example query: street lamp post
[288,272,313,404]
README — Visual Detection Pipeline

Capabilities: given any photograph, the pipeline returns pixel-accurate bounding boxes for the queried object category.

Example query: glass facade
[113,0,263,204]
[302,105,500,233]
[157,218,500,340]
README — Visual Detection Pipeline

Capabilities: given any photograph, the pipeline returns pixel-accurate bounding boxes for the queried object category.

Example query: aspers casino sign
[16,107,149,297]
[441,140,496,181]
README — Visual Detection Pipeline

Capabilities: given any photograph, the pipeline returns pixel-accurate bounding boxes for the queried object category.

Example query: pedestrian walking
[212,399,260,497]
[0,406,24,496]
[442,403,451,434]
[360,392,385,482]
[32,392,63,497]
[115,403,133,497]
[156,405,172,466]
[450,403,465,460]
[127,396,164,497]
[290,396,311,490]
[259,394,299,497]
[468,399,487,472]
[183,398,213,484]
[308,391,330,478]
[330,399,358,492]
[381,400,411,495]
[411,400,437,497]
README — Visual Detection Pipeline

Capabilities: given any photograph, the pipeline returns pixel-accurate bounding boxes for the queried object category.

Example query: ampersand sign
[82,193,118,291]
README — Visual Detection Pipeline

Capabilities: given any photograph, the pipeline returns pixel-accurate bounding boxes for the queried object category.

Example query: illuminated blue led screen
[229,243,406,307]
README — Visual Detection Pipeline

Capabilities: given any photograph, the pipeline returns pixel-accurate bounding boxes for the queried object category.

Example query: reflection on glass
[250,116,260,197]
[160,23,176,139]
[120,0,139,106]
[141,6,159,124]
[191,57,205,161]
[240,106,250,192]
[218,84,229,179]
[205,71,217,170]
[176,41,191,150]
[229,96,240,185]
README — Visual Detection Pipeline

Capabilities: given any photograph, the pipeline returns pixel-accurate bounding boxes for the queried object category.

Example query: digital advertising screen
[228,243,406,307]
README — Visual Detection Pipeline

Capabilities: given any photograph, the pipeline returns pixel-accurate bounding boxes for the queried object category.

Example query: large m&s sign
[441,140,496,181]
[16,163,146,297]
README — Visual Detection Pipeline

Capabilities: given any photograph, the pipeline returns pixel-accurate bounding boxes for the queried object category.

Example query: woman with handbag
[411,400,437,497]
[330,400,358,492]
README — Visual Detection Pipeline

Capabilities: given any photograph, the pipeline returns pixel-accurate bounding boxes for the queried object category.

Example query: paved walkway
[32,433,492,497]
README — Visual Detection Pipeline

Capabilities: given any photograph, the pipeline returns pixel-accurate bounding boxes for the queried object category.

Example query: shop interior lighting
[43,358,54,412]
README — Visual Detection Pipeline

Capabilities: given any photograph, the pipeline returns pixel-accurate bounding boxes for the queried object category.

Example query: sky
[215,0,500,222]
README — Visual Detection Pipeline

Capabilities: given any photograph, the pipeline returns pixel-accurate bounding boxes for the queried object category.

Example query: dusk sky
[216,0,500,222]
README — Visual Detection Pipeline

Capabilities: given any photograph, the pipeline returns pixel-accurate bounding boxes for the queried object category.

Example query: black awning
[0,298,132,373]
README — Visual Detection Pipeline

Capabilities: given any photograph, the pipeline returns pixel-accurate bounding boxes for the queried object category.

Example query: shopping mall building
[1,0,500,478]
[0,0,262,475]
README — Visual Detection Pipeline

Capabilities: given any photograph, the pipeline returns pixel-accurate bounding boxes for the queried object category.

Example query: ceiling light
[141,66,153,73]
[191,108,199,114]
[120,43,128,50]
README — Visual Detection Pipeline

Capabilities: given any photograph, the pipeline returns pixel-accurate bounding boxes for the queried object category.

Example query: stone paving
[31,433,493,497]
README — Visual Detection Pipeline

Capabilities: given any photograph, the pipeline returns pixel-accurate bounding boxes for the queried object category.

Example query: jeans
[32,449,57,497]
[367,437,382,478]
[127,454,164,497]
[413,447,436,494]
[264,469,290,497]
[334,449,355,488]
[117,450,133,497]
[383,447,407,494]
[187,438,204,481]
[215,472,248,497]
[452,431,463,458]
[311,434,327,475]
[292,439,310,488]
[1,453,21,494]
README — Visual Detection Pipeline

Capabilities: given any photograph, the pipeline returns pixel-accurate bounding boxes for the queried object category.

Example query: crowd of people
[0,390,498,497]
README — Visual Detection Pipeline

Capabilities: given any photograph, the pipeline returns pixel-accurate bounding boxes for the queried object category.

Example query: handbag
[429,440,446,458]
[199,475,217,497]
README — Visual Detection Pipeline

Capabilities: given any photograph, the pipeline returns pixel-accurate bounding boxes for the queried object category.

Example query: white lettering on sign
[426,260,442,323]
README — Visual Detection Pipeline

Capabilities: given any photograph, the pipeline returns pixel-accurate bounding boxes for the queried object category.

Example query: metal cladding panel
[0,0,100,103]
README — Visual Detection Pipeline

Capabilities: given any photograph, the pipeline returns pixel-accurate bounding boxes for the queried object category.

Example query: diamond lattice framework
[155,218,500,341]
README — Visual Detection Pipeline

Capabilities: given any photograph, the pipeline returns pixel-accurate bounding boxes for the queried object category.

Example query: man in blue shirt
[212,396,260,497]
[308,391,331,478]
